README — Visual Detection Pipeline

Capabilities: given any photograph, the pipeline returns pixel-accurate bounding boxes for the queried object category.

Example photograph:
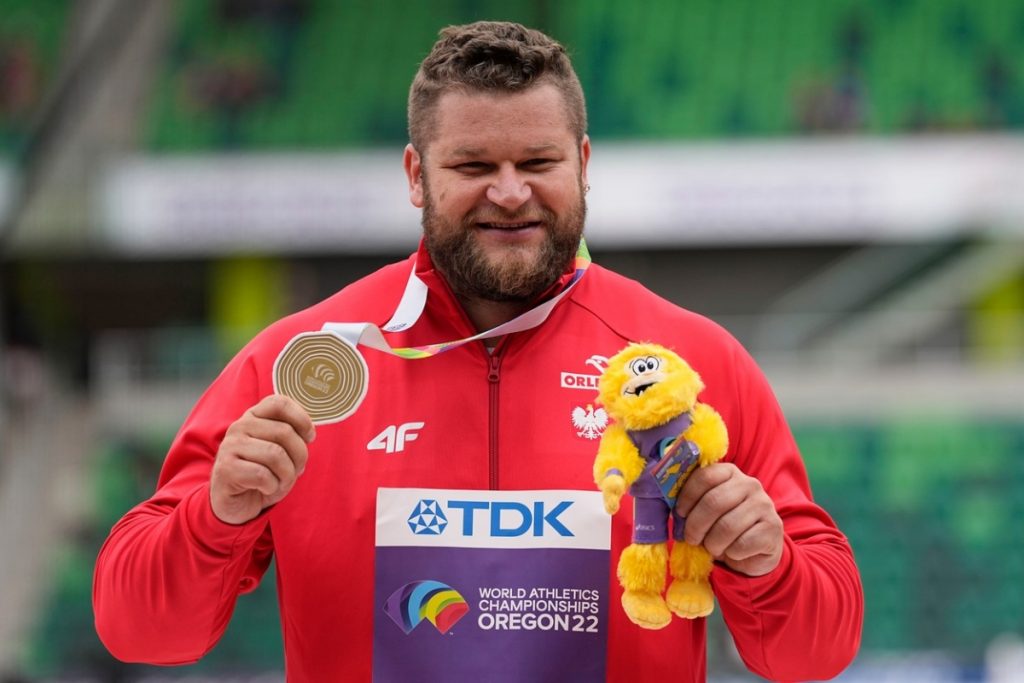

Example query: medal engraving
[273,332,368,424]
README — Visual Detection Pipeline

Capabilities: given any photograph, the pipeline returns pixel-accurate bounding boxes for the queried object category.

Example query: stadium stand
[0,1,69,154]
[800,420,1024,657]
[145,0,1024,148]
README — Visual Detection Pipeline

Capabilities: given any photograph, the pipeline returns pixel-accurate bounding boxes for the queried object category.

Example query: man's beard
[422,186,586,303]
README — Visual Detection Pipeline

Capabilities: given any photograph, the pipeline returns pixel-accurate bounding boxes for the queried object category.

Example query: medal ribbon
[323,239,591,358]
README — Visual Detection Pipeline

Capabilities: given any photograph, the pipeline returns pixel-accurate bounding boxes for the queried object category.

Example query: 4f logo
[368,422,425,453]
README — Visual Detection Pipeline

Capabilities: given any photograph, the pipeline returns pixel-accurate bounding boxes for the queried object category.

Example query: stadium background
[1,0,1023,681]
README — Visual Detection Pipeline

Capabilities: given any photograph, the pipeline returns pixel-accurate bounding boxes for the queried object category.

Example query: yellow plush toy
[593,342,729,629]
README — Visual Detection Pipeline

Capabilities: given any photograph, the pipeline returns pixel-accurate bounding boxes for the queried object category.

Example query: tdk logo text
[408,499,575,538]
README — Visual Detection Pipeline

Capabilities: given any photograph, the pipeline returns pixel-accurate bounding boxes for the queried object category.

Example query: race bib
[373,488,611,682]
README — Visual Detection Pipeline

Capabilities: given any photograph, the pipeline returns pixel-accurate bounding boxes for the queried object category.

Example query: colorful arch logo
[383,580,469,634]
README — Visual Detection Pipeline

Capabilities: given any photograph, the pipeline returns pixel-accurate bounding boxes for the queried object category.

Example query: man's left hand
[675,463,784,577]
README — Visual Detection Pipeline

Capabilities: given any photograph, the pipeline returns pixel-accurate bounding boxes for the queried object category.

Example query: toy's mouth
[623,373,665,397]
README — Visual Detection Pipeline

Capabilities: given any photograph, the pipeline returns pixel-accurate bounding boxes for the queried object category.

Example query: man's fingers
[674,462,785,576]
[228,457,283,498]
[681,477,748,547]
[250,394,316,443]
[211,396,315,525]
[240,418,310,476]
[674,464,733,518]
[238,436,301,486]
[721,521,779,562]
[699,502,761,557]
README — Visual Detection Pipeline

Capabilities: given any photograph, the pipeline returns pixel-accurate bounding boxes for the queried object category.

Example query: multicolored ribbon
[324,239,592,358]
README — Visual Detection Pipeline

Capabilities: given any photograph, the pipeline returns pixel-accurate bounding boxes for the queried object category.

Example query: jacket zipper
[487,351,502,490]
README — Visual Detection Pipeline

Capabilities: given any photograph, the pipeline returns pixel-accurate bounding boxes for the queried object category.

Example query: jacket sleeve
[709,340,864,682]
[93,351,275,664]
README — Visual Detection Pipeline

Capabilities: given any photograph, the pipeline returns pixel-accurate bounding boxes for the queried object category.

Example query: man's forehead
[448,142,563,158]
[426,85,575,157]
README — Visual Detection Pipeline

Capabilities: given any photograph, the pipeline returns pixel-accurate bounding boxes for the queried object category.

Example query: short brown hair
[408,21,587,152]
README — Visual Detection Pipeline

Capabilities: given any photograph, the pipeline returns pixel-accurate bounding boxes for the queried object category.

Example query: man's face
[404,83,591,302]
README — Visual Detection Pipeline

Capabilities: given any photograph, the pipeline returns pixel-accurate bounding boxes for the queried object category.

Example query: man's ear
[579,134,591,190]
[403,144,425,208]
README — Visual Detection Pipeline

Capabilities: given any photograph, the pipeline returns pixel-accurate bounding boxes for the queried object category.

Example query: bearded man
[95,21,862,682]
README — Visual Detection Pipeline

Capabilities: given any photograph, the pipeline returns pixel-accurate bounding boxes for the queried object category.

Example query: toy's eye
[628,356,661,375]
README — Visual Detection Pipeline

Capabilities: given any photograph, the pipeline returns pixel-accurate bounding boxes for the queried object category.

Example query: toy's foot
[666,579,714,619]
[621,590,672,630]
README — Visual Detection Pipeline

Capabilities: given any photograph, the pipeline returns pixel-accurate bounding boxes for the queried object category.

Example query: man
[94,21,863,682]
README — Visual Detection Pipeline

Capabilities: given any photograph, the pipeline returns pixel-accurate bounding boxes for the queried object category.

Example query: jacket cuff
[182,483,269,556]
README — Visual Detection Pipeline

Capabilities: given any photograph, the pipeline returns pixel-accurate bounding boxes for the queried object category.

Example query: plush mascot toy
[593,342,729,629]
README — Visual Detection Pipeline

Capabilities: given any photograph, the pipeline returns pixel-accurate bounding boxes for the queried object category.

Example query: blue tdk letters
[447,500,574,537]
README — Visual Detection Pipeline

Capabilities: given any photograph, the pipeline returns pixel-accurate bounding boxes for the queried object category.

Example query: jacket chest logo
[571,404,608,440]
[560,354,608,391]
[564,354,610,441]
[368,421,425,453]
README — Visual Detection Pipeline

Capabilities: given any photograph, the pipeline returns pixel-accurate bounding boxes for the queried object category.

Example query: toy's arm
[685,402,729,467]
[593,424,644,514]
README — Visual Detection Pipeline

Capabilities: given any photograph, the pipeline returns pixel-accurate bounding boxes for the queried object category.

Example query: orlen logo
[383,580,469,634]
[408,498,575,538]
[560,354,608,391]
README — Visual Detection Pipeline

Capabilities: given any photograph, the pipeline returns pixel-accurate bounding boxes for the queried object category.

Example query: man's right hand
[210,394,316,525]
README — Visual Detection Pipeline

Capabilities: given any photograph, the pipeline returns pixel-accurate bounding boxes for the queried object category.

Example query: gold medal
[273,331,368,424]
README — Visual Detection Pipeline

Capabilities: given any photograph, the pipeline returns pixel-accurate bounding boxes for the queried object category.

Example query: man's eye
[523,158,556,168]
[455,162,489,172]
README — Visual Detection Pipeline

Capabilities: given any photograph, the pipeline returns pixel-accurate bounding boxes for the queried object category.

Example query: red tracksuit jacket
[94,243,863,682]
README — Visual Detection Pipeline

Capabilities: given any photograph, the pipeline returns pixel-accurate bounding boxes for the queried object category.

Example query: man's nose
[485,164,532,211]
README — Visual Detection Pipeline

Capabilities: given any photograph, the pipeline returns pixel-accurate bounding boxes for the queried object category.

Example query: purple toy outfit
[626,412,699,544]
